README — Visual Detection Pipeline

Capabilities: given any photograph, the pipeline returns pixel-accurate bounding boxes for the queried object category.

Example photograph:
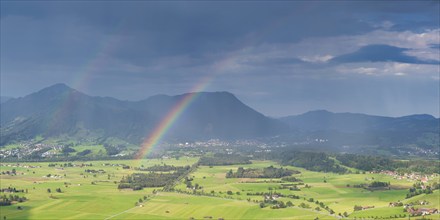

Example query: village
[377,170,438,183]
[0,143,63,159]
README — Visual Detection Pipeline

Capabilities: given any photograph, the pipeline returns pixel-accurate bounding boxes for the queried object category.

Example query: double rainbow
[43,5,308,160]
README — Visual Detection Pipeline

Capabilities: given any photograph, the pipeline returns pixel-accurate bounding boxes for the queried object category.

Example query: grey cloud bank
[1,1,439,117]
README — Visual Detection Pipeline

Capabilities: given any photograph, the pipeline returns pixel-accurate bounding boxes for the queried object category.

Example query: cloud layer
[1,1,439,117]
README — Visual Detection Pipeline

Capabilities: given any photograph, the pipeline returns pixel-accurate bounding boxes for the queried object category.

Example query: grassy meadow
[1,158,439,219]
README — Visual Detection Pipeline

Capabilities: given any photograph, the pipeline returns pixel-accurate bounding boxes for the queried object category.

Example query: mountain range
[0,84,285,145]
[1,84,439,151]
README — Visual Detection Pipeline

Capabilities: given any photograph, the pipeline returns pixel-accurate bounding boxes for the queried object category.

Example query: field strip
[32,199,64,211]
[64,212,89,219]
[103,192,161,220]
[103,206,139,220]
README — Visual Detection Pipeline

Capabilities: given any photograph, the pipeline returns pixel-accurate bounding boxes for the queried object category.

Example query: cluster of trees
[199,154,251,166]
[369,181,390,188]
[336,154,440,174]
[0,169,17,176]
[270,150,440,174]
[0,187,25,193]
[61,146,76,155]
[184,177,202,190]
[258,193,333,214]
[134,195,151,206]
[136,164,189,172]
[2,153,134,162]
[349,181,390,190]
[48,162,92,167]
[0,194,27,206]
[353,205,363,211]
[246,191,300,200]
[84,169,106,174]
[118,167,190,190]
[304,198,332,214]
[118,172,182,190]
[268,200,294,209]
[46,188,62,193]
[276,151,347,173]
[103,143,126,156]
[336,154,395,171]
[257,192,293,209]
[279,183,303,191]
[226,166,295,178]
[281,176,303,182]
[77,149,92,156]
[406,182,439,198]
[246,191,283,197]
[405,200,429,206]
[395,160,440,174]
[163,163,199,192]
[170,188,246,202]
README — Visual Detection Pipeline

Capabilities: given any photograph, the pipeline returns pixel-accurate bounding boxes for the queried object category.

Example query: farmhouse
[264,194,280,200]
[362,206,374,210]
[388,202,402,207]
[406,207,438,216]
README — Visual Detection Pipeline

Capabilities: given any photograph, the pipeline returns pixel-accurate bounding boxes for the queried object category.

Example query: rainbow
[41,5,310,159]
[132,41,250,160]
[134,75,212,160]
[46,21,124,132]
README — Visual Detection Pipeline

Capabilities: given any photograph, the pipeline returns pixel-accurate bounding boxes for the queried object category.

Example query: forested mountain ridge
[1,84,438,152]
[0,84,286,145]
[279,110,439,149]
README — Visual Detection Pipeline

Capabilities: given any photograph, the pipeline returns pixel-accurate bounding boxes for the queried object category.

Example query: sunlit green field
[1,158,439,219]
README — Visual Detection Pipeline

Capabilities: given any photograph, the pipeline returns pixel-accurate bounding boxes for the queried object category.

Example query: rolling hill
[0,84,286,145]
[1,84,438,152]
[280,110,439,149]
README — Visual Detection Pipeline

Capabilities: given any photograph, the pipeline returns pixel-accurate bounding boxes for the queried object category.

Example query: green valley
[1,155,438,220]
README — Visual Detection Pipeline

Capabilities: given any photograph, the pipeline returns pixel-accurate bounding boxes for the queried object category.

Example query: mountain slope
[0,84,286,145]
[280,110,439,148]
[1,84,438,151]
[280,110,439,133]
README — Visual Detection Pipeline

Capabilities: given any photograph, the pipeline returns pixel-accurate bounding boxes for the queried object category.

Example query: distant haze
[1,1,439,117]
[1,84,438,148]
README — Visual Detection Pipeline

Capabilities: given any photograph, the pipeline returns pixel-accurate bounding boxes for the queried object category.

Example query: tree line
[226,166,298,178]
[276,151,347,173]
[199,153,251,166]
[118,166,191,190]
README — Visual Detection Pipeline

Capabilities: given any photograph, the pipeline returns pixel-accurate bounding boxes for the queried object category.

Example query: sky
[1,1,439,117]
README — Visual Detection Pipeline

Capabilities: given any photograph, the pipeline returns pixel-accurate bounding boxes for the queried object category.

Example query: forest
[277,151,347,173]
[118,166,190,190]
[226,166,298,178]
[199,153,252,166]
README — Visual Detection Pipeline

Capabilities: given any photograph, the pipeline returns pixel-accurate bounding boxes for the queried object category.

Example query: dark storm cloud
[0,1,374,61]
[331,45,440,65]
[1,1,439,117]
[1,1,437,64]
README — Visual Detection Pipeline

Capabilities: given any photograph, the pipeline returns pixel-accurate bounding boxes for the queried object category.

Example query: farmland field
[1,158,439,220]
